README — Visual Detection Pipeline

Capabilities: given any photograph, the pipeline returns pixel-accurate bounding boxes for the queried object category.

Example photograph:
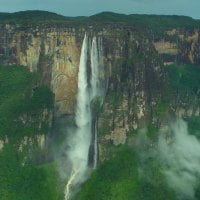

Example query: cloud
[158,119,200,199]
[135,119,200,199]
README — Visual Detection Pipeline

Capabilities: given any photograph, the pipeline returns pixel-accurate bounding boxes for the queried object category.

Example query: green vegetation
[0,10,200,31]
[0,10,69,25]
[0,65,54,139]
[151,64,200,118]
[135,164,176,200]
[74,145,176,200]
[74,146,139,200]
[108,92,123,109]
[165,64,200,95]
[0,144,61,200]
[98,121,112,136]
[0,65,61,200]
[145,125,159,140]
[90,12,200,29]
[185,116,200,138]
[91,96,102,115]
[153,102,168,119]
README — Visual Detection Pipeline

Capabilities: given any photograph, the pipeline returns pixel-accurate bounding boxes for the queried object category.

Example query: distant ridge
[89,11,200,28]
[0,10,200,30]
[0,10,69,23]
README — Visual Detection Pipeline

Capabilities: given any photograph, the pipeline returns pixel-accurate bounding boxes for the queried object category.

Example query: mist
[158,119,200,199]
[53,34,107,200]
[135,119,200,199]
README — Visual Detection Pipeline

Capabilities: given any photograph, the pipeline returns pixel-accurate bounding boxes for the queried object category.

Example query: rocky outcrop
[1,22,200,162]
[154,41,178,55]
[1,24,199,115]
[0,25,82,115]
[153,29,200,64]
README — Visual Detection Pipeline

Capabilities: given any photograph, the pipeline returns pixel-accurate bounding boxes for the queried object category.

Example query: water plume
[135,119,200,199]
[158,119,200,199]
[63,34,107,199]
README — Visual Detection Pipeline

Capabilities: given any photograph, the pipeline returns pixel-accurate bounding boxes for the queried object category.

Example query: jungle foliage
[0,65,61,200]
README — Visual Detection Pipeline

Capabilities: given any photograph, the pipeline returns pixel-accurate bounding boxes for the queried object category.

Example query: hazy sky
[0,0,199,19]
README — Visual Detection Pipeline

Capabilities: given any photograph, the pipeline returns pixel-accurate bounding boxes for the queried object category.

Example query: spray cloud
[158,119,200,199]
[135,119,200,199]
[57,34,107,200]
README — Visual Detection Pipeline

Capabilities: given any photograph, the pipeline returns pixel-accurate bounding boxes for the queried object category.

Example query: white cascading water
[91,37,99,99]
[65,34,91,200]
[90,37,104,168]
[64,34,106,199]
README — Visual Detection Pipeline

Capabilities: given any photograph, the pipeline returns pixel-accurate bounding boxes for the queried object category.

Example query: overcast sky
[0,0,199,19]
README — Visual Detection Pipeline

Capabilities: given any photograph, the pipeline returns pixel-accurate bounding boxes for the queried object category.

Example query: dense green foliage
[0,10,200,31]
[0,10,69,25]
[151,64,200,118]
[185,116,200,138]
[0,144,60,200]
[90,12,200,29]
[74,146,139,200]
[0,65,60,200]
[165,64,200,95]
[91,96,102,115]
[74,146,176,200]
[0,65,54,139]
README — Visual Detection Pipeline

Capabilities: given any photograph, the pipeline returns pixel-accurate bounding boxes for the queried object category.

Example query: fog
[158,119,200,199]
[135,119,200,199]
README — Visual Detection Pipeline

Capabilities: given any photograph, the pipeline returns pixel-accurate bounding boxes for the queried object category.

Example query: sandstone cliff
[1,12,200,161]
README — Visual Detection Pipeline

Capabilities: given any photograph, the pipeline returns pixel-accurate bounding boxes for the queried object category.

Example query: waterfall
[65,34,91,200]
[91,37,99,99]
[90,37,105,168]
[64,34,106,199]
[90,37,99,169]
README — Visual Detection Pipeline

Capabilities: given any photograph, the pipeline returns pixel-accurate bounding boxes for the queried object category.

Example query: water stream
[64,34,106,199]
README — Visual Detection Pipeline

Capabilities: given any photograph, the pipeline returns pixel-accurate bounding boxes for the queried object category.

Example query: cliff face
[0,26,157,115]
[0,25,82,115]
[1,22,200,160]
[153,29,200,64]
